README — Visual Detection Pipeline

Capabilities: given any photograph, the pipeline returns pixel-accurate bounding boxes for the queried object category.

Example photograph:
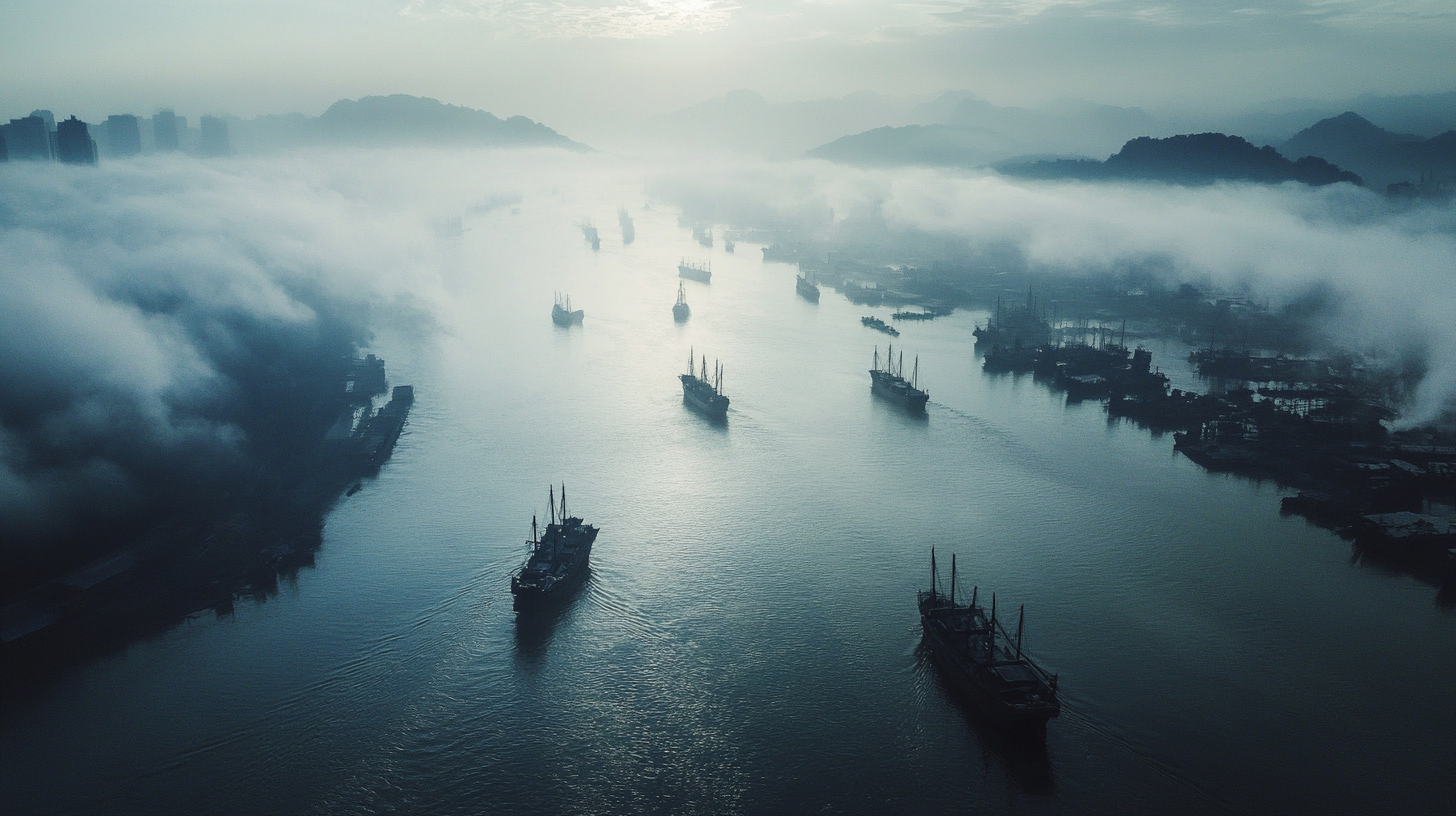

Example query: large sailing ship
[511,484,598,611]
[680,346,729,420]
[918,549,1061,733]
[870,345,929,411]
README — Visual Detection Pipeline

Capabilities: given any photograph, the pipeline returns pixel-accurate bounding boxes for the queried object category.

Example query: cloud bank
[0,153,445,594]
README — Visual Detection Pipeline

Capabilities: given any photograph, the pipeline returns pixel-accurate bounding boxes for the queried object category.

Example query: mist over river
[3,152,1454,815]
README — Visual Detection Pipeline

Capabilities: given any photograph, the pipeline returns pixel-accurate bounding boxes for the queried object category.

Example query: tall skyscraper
[0,130,8,162]
[198,115,231,156]
[4,116,52,160]
[30,110,56,133]
[153,109,180,152]
[55,116,98,166]
[106,114,142,157]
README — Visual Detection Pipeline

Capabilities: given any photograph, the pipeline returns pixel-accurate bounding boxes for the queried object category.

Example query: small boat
[552,291,584,326]
[723,236,736,253]
[862,316,899,336]
[619,207,635,245]
[672,281,691,322]
[919,549,1061,734]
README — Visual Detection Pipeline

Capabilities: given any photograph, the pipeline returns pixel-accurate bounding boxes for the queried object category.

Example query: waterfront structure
[198,115,231,156]
[4,116,51,160]
[55,117,97,165]
[106,115,142,157]
[153,110,180,151]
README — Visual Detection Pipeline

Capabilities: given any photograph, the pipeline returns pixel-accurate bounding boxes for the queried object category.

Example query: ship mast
[560,482,567,521]
[689,346,695,378]
[531,514,538,552]
[911,356,919,390]
[1017,604,1025,660]
[950,553,956,608]
[930,547,937,601]
[549,485,556,525]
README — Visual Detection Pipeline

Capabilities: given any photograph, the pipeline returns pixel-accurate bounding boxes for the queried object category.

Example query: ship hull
[796,279,820,302]
[680,376,728,420]
[512,563,590,612]
[870,376,929,411]
[920,621,1059,732]
[678,265,711,283]
[673,304,690,322]
[512,522,597,613]
[552,306,584,327]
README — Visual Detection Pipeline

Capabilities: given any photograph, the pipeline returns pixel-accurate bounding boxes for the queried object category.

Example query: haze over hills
[226,95,590,153]
[640,89,938,158]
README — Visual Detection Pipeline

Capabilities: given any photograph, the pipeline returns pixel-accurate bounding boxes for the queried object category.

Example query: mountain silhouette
[1281,112,1454,189]
[1001,133,1361,186]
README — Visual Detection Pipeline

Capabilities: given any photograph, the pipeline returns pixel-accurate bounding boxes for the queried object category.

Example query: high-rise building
[153,109,180,152]
[0,130,8,163]
[106,114,142,157]
[198,115,231,156]
[30,110,56,133]
[55,116,98,166]
[4,116,52,160]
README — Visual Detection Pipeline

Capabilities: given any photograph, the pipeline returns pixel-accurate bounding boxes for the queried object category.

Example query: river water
[4,154,1454,814]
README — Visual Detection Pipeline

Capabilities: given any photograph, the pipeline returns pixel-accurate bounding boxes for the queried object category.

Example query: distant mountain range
[643,89,934,158]
[999,133,1361,186]
[228,95,588,152]
[808,101,1452,189]
[807,95,1177,168]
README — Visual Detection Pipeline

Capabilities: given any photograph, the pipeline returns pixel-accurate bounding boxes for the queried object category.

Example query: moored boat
[796,273,820,302]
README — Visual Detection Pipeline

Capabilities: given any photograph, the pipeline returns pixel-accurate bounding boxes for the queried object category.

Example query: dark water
[5,169,1455,814]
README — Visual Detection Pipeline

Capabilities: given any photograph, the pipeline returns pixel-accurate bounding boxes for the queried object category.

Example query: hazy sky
[3,1,1454,133]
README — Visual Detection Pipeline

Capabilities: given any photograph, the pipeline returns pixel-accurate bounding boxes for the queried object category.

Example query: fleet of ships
[522,212,1063,740]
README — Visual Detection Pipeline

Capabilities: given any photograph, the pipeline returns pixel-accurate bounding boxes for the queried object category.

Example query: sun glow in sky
[1,1,1453,138]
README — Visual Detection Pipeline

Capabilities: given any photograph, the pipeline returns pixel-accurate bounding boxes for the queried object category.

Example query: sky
[3,0,1455,135]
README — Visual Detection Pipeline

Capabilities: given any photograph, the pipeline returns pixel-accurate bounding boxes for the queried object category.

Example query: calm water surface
[5,159,1455,814]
